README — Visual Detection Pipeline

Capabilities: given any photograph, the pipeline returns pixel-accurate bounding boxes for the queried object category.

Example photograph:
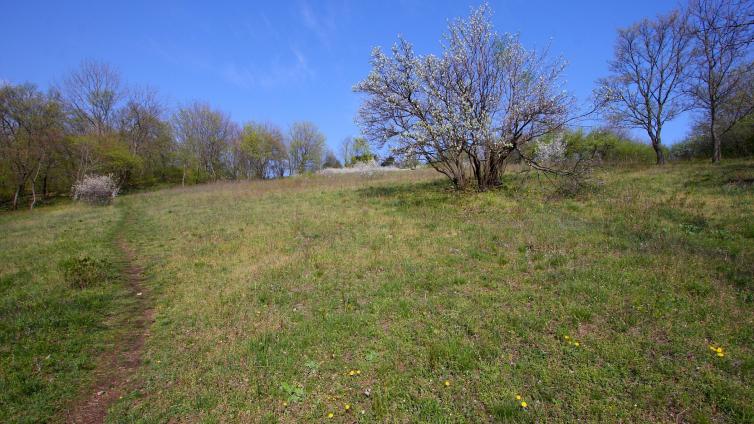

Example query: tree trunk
[711,131,721,163]
[711,113,721,163]
[29,182,37,211]
[12,184,23,210]
[651,137,666,165]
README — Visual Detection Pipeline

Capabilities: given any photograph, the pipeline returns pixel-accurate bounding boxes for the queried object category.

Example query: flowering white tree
[72,174,120,205]
[354,4,574,190]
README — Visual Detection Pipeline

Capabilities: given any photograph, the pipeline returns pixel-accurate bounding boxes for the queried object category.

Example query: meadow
[1,161,753,423]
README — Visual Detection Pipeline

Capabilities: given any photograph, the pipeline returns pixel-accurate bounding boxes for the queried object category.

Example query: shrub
[72,174,120,205]
[59,256,117,289]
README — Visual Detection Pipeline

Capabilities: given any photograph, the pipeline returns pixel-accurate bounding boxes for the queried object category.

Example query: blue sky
[0,0,691,153]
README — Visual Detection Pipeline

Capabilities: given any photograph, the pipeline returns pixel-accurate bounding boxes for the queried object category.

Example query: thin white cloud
[147,38,313,90]
[298,0,336,49]
[220,47,314,89]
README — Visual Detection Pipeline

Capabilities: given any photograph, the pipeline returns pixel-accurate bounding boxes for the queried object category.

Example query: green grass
[0,203,135,423]
[2,163,753,422]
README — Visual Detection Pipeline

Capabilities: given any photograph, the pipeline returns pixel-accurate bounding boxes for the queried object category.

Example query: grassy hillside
[2,163,753,422]
[0,204,135,422]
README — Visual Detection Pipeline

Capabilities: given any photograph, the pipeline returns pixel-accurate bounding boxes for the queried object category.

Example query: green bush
[59,256,118,289]
[565,129,661,164]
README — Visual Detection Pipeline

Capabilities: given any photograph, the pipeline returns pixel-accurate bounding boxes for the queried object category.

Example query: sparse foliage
[288,121,325,174]
[598,10,691,164]
[172,102,238,183]
[686,0,754,162]
[238,122,288,179]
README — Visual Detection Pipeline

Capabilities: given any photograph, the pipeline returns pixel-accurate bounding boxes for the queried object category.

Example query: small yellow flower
[344,404,351,411]
[349,370,356,376]
[564,335,570,340]
[574,342,580,347]
[283,401,288,407]
[356,370,361,375]
[444,380,451,387]
[515,394,522,400]
[709,345,716,351]
[716,347,723,353]
[327,412,334,418]
[520,401,528,408]
[717,352,725,357]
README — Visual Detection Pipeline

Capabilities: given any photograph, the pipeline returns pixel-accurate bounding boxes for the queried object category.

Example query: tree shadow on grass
[356,179,457,210]
[682,162,754,192]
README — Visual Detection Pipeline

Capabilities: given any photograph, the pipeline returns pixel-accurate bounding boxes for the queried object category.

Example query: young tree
[172,102,237,183]
[288,121,325,174]
[354,4,574,190]
[598,10,691,165]
[239,122,287,179]
[351,136,375,164]
[340,136,354,167]
[687,0,754,162]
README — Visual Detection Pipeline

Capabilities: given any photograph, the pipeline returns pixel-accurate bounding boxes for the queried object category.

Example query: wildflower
[717,352,725,357]
[345,403,351,411]
[356,370,361,375]
[574,342,580,347]
[564,335,570,340]
[520,401,528,408]
[327,412,334,418]
[283,401,288,407]
[349,370,356,376]
[444,380,451,387]
[515,394,522,400]
[716,347,723,353]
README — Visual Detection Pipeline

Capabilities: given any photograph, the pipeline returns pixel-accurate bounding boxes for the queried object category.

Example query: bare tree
[288,121,325,174]
[340,136,355,167]
[117,87,174,181]
[598,11,691,165]
[687,0,754,162]
[354,4,574,190]
[59,60,124,136]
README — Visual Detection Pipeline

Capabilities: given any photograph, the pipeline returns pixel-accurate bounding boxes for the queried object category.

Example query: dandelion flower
[574,342,580,347]
[716,347,723,353]
[327,412,334,418]
[717,352,725,357]
[709,345,716,351]
[356,370,361,375]
[564,335,570,340]
[349,370,356,376]
[520,401,528,408]
[345,404,351,411]
[444,380,451,387]
[515,394,522,400]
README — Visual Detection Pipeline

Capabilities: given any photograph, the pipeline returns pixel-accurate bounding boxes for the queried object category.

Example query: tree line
[0,61,338,209]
